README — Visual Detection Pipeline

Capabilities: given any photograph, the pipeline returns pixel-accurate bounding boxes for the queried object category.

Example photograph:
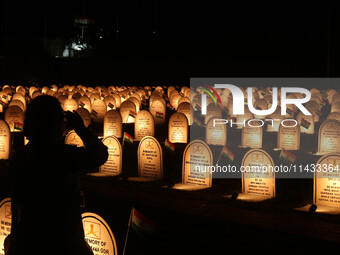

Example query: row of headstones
[1,100,339,161]
[89,136,340,212]
[201,116,340,155]
[0,83,192,133]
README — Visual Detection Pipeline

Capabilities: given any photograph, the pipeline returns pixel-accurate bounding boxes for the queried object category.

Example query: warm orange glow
[104,110,122,138]
[99,136,122,176]
[318,119,340,155]
[180,140,213,189]
[206,116,227,146]
[134,110,154,141]
[137,136,163,179]
[0,198,11,254]
[82,212,117,255]
[168,112,188,143]
[314,154,340,208]
[241,149,275,198]
[65,130,84,147]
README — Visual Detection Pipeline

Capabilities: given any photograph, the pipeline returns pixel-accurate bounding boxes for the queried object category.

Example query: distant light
[116,30,119,33]
[153,31,156,34]
[99,36,103,39]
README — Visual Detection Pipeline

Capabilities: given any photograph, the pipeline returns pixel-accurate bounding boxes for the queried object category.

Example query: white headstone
[62,98,78,112]
[76,108,92,128]
[0,120,11,159]
[150,101,166,125]
[5,105,24,132]
[65,130,84,147]
[205,116,227,146]
[241,120,263,148]
[0,198,11,255]
[91,100,107,122]
[120,101,136,123]
[277,120,300,150]
[99,136,122,176]
[134,110,154,141]
[175,139,213,190]
[168,112,188,143]
[318,119,340,155]
[241,149,275,198]
[137,136,163,179]
[82,212,118,255]
[314,153,340,208]
[103,110,122,138]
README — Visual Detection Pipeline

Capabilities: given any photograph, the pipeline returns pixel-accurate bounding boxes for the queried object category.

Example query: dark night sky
[1,1,340,84]
[1,1,333,52]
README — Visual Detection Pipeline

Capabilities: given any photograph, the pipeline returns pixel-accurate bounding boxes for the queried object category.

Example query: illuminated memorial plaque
[241,149,275,200]
[168,112,188,143]
[31,90,42,99]
[235,109,254,129]
[331,93,340,104]
[127,97,140,113]
[9,99,25,112]
[170,93,182,110]
[5,105,24,132]
[103,96,116,111]
[327,112,340,122]
[112,94,121,108]
[172,140,213,191]
[305,100,321,122]
[241,120,263,148]
[65,130,84,147]
[95,136,122,176]
[82,212,118,255]
[313,154,340,212]
[206,116,227,146]
[120,101,136,123]
[134,110,154,141]
[90,93,101,103]
[62,98,78,112]
[75,108,91,128]
[331,102,340,113]
[277,120,300,150]
[178,96,190,106]
[150,101,166,125]
[149,95,165,109]
[253,99,268,119]
[129,136,163,181]
[57,95,67,106]
[78,96,92,112]
[92,100,107,122]
[0,198,11,255]
[103,110,122,138]
[317,119,340,155]
[177,102,193,125]
[12,93,26,106]
[0,120,11,160]
[296,112,314,134]
[205,103,222,124]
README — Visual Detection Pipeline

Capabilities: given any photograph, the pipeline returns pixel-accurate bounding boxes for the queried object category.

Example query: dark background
[0,1,339,85]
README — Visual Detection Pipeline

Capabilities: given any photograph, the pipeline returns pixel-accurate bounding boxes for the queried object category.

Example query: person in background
[6,95,108,255]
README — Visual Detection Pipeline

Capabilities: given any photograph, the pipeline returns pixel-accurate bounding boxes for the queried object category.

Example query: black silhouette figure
[6,95,108,255]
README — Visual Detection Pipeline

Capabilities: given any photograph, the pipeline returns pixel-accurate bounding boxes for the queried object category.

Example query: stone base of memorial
[224,192,272,202]
[127,176,161,182]
[295,204,340,215]
[170,182,210,191]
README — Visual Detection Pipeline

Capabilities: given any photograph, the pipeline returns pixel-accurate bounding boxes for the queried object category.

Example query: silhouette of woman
[6,95,108,255]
